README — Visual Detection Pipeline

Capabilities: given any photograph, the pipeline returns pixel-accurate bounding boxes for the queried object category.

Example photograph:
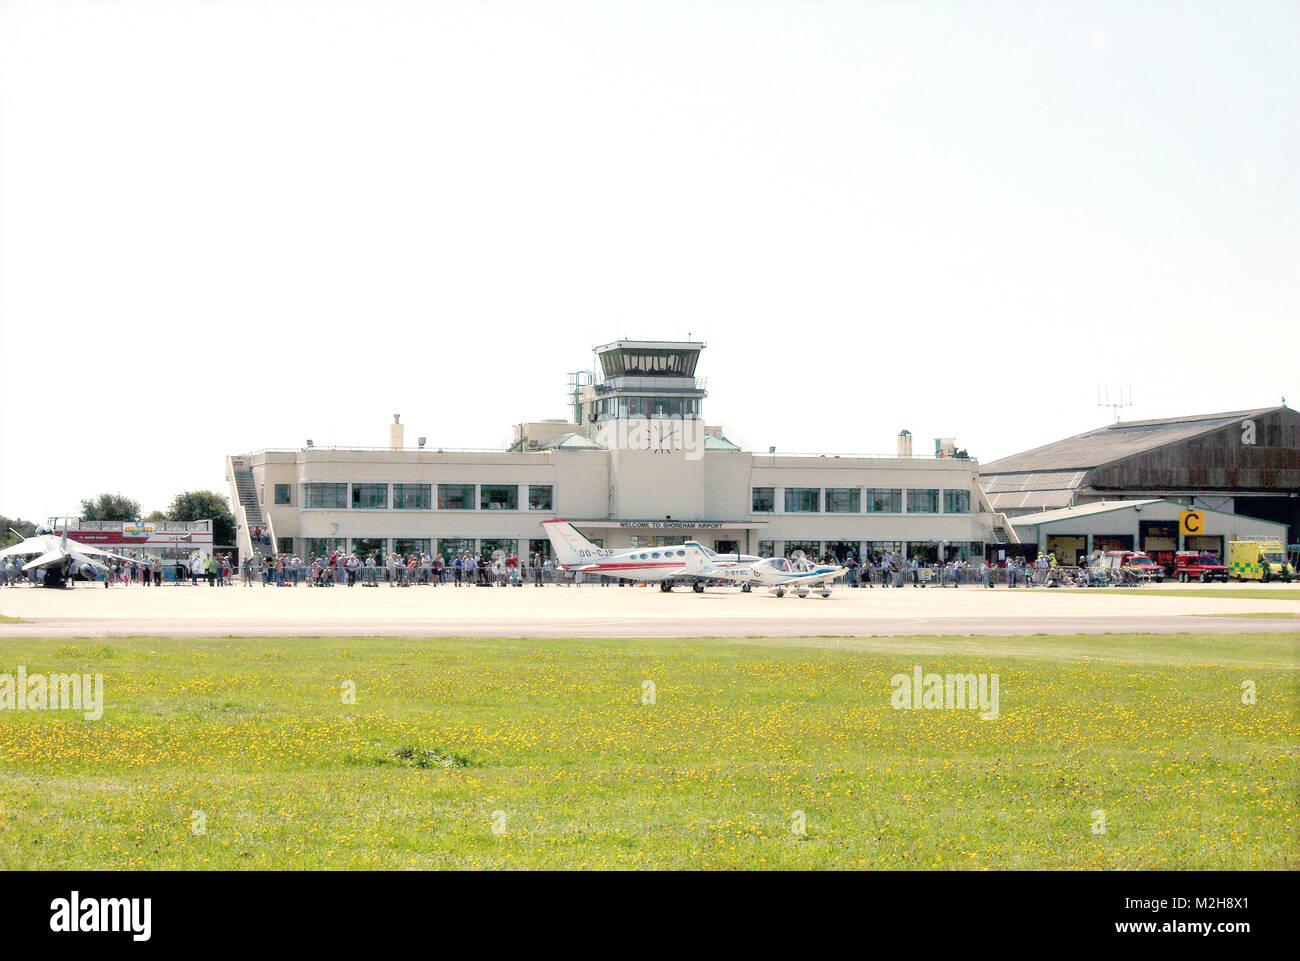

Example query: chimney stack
[897,430,913,458]
[390,413,404,450]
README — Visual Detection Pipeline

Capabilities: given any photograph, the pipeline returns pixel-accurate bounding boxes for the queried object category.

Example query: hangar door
[1046,535,1087,566]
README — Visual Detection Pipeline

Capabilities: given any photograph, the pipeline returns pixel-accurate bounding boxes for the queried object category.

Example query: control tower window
[599,348,699,378]
[618,396,699,418]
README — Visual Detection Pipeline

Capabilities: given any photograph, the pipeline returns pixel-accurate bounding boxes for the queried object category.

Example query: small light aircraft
[541,519,761,592]
[0,524,146,588]
[684,543,846,597]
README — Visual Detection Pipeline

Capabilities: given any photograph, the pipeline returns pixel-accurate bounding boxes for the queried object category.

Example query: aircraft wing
[0,537,49,559]
[68,548,140,568]
[690,564,754,582]
[22,547,69,572]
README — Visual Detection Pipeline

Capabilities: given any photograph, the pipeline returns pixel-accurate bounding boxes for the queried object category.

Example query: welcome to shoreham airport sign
[618,521,727,529]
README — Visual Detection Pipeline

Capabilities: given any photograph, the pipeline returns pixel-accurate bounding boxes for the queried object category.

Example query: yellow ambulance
[1227,539,1295,582]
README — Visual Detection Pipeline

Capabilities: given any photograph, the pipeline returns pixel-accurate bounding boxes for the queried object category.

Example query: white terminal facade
[226,340,1015,564]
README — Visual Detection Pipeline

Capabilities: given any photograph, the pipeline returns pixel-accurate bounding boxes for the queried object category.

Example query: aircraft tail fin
[683,541,711,576]
[541,520,600,569]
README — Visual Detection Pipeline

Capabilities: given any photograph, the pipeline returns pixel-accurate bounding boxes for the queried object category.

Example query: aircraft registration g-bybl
[683,543,846,598]
[541,519,761,592]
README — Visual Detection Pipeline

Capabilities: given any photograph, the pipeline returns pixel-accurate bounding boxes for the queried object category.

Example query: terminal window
[826,489,860,513]
[907,489,939,513]
[785,540,821,558]
[865,489,902,513]
[303,483,347,509]
[438,537,474,557]
[437,484,475,510]
[528,485,554,511]
[481,538,518,558]
[481,485,519,511]
[784,488,821,512]
[943,489,971,513]
[751,487,774,512]
[305,537,345,557]
[274,483,291,505]
[352,484,388,510]
[393,484,432,510]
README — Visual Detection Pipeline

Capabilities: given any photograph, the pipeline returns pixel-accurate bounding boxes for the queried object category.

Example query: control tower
[579,340,707,426]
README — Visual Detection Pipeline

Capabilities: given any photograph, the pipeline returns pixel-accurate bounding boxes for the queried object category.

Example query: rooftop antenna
[1097,385,1133,423]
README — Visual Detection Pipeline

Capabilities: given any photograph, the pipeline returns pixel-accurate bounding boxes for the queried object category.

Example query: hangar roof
[1009,499,1165,528]
[982,407,1282,475]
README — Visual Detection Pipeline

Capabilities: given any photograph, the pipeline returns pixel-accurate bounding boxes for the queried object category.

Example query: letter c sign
[1180,510,1204,536]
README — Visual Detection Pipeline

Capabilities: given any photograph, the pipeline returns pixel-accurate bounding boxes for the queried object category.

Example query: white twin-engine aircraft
[0,525,144,588]
[684,544,846,598]
[542,520,762,592]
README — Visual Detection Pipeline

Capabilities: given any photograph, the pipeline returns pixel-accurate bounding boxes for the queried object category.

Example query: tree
[0,515,37,550]
[142,510,168,523]
[79,492,141,522]
[168,490,236,547]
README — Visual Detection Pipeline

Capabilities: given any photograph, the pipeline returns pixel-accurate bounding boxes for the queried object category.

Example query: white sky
[1,0,1297,520]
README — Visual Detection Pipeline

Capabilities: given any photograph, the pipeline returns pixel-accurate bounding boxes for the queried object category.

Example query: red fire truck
[1172,550,1230,583]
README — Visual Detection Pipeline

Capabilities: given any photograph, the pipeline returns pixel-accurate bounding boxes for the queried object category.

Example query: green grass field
[1062,588,1300,600]
[0,632,1295,870]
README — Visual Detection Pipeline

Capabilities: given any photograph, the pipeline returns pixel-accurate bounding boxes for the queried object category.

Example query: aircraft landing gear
[774,588,785,598]
[741,584,752,593]
[820,590,831,598]
[692,581,705,593]
[660,581,674,593]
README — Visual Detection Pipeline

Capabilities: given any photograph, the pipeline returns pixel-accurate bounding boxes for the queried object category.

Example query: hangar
[1010,499,1286,568]
[227,340,1015,565]
[981,406,1300,543]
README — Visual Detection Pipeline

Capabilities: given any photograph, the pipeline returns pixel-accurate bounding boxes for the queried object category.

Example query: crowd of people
[240,549,578,588]
[0,546,1077,590]
[0,549,234,588]
[833,550,1063,588]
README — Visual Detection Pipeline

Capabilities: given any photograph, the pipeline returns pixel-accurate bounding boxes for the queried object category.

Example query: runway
[1,580,1297,637]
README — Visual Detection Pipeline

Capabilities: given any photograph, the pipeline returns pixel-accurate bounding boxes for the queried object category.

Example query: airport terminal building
[226,341,1015,564]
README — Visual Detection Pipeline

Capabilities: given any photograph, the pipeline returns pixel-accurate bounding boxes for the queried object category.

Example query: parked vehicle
[1096,550,1165,583]
[1227,539,1295,583]
[1172,551,1229,583]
